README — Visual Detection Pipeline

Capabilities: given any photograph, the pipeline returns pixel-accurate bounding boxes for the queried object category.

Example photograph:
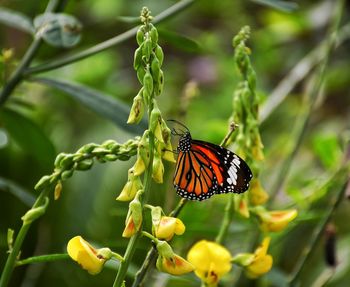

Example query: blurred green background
[1,0,350,286]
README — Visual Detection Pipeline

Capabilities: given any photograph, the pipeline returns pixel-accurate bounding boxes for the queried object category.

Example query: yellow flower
[246,237,273,278]
[232,237,273,279]
[234,195,250,218]
[67,236,111,275]
[249,179,269,206]
[156,241,194,275]
[116,169,143,201]
[122,197,143,238]
[187,240,232,286]
[156,254,194,275]
[257,208,298,232]
[154,216,185,241]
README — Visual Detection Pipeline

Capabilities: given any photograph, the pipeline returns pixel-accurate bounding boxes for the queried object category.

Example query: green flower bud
[54,153,66,167]
[155,45,164,66]
[54,181,62,200]
[151,206,163,231]
[133,46,143,70]
[152,152,164,183]
[34,175,51,191]
[143,72,154,97]
[59,154,75,169]
[137,67,146,85]
[61,169,74,180]
[143,38,152,61]
[156,241,174,259]
[127,91,145,124]
[150,26,158,47]
[136,28,145,46]
[21,197,49,225]
[150,57,160,82]
[150,105,163,143]
[76,158,93,170]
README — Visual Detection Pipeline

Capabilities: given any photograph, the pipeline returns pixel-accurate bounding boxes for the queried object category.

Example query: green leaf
[312,134,342,170]
[0,7,35,34]
[116,16,140,24]
[32,77,147,134]
[0,108,56,167]
[34,13,82,48]
[158,29,201,53]
[0,176,35,207]
[250,0,298,12]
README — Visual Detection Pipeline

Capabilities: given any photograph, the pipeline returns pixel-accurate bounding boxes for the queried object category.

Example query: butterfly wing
[174,149,218,201]
[193,140,253,194]
[173,139,252,201]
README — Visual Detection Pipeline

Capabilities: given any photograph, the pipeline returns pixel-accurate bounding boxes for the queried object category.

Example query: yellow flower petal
[246,254,273,279]
[157,254,194,275]
[155,217,186,241]
[260,209,298,232]
[67,236,105,275]
[187,240,232,285]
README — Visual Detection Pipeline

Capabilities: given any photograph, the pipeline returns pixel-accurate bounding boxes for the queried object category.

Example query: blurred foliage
[0,0,350,287]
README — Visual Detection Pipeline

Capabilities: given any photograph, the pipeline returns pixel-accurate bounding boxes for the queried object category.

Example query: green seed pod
[150,26,158,47]
[155,45,164,66]
[143,71,154,96]
[143,38,152,61]
[134,46,143,70]
[136,27,145,45]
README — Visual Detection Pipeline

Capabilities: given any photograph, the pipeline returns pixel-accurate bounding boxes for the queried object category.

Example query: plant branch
[16,254,70,266]
[260,22,350,123]
[0,0,67,107]
[25,0,195,75]
[288,163,350,285]
[267,0,345,205]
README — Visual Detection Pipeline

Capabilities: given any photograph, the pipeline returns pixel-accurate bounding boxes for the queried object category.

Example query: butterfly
[170,121,253,201]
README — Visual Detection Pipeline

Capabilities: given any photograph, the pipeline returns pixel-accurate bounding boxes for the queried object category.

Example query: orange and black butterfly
[170,121,253,201]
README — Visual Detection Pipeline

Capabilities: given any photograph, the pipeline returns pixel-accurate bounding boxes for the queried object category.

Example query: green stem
[0,189,50,287]
[215,194,234,244]
[288,164,350,285]
[16,254,69,266]
[0,0,66,107]
[267,0,345,206]
[25,0,195,75]
[112,45,156,287]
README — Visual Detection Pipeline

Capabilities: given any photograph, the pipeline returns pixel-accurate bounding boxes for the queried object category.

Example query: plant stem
[215,194,234,244]
[25,0,195,75]
[0,190,49,287]
[267,0,345,206]
[15,254,69,266]
[0,0,66,107]
[288,164,350,285]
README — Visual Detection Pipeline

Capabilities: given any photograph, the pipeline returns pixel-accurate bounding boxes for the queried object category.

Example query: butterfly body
[173,131,252,201]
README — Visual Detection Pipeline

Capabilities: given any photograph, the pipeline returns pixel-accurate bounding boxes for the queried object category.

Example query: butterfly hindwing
[191,140,252,195]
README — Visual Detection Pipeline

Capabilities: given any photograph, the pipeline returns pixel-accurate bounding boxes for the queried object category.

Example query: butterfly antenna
[167,119,190,132]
